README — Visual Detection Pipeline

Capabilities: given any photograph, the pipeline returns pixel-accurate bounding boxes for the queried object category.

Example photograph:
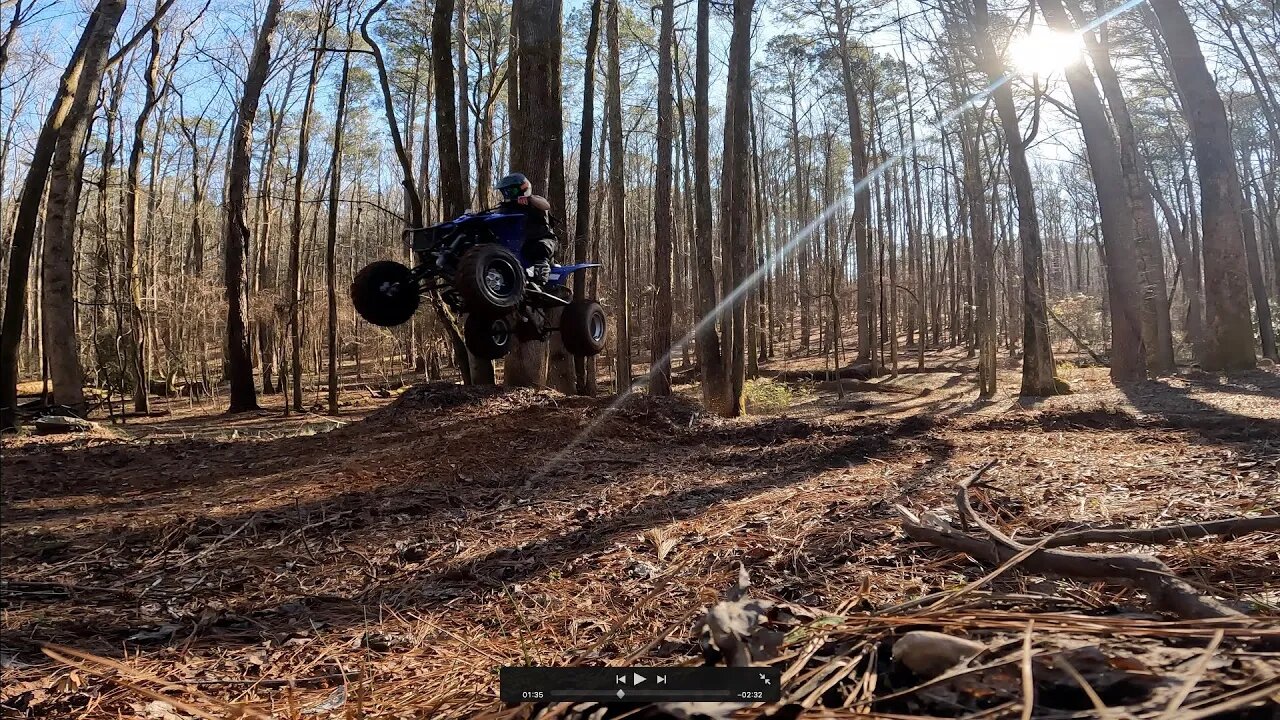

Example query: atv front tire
[560,300,607,357]
[455,245,526,316]
[465,313,516,360]
[351,261,420,327]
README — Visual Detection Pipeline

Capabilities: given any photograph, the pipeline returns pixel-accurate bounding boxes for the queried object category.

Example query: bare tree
[650,0,675,396]
[327,41,352,414]
[224,0,285,413]
[693,0,727,410]
[1148,0,1256,371]
[605,0,630,392]
[1041,0,1146,382]
[289,1,334,411]
[39,0,129,418]
[721,0,754,415]
[969,0,1058,395]
[571,0,602,394]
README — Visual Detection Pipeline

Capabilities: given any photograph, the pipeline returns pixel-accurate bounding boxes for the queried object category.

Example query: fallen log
[899,461,1246,620]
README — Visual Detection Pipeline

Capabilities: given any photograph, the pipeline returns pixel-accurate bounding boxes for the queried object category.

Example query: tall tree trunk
[41,1,129,417]
[832,0,873,368]
[649,0,675,396]
[1242,170,1277,359]
[971,0,1057,395]
[505,0,562,388]
[572,0,602,394]
[692,0,726,410]
[1040,0,1146,382]
[327,50,350,414]
[605,0,630,393]
[1148,0,1256,371]
[544,8,575,393]
[959,116,996,398]
[122,11,164,413]
[224,0,283,412]
[432,0,465,222]
[457,0,472,204]
[1068,0,1175,373]
[722,0,753,415]
[289,6,331,411]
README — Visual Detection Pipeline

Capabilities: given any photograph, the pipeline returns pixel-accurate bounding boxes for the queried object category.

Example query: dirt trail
[2,361,1278,718]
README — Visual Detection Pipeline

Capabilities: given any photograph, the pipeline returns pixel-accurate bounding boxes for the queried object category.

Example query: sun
[1009,27,1085,76]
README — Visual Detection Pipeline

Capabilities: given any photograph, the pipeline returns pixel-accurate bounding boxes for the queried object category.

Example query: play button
[633,672,647,685]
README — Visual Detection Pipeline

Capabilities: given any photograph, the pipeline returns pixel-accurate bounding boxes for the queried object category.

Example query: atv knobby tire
[351,261,420,327]
[465,313,516,360]
[560,300,607,357]
[455,245,526,316]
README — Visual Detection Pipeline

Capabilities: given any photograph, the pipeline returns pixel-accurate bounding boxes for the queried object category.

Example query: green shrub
[743,378,799,415]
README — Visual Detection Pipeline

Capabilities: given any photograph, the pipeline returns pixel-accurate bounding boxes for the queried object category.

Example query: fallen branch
[899,462,1244,620]
[1046,306,1106,365]
[1034,515,1280,548]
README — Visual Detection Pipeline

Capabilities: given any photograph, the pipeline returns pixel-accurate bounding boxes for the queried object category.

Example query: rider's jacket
[500,195,556,242]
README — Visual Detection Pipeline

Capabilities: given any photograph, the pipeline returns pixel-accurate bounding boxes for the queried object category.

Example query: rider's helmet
[497,172,532,202]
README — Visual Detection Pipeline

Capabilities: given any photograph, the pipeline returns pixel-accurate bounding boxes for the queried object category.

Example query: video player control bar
[500,667,781,703]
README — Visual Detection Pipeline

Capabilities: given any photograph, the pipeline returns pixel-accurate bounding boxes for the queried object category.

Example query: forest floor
[2,348,1279,719]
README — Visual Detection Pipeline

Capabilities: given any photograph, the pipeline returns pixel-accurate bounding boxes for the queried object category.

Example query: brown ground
[2,350,1278,719]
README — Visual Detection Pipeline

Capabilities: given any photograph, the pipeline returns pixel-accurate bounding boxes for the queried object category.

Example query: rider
[496,172,557,286]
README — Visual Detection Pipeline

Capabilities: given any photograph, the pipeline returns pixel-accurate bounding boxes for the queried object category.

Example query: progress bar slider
[501,667,780,703]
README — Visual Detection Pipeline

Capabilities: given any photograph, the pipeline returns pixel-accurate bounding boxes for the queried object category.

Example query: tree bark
[650,0,675,396]
[722,0,753,415]
[832,1,874,368]
[970,0,1057,395]
[121,9,164,413]
[605,0,630,393]
[289,5,332,412]
[327,49,350,414]
[959,116,996,398]
[693,0,726,411]
[505,0,562,388]
[1040,0,1146,382]
[223,0,283,413]
[1242,173,1277,359]
[1149,0,1256,371]
[571,0,602,394]
[1068,0,1175,373]
[39,1,129,418]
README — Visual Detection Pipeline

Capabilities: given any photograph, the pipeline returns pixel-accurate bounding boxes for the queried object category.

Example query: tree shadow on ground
[1,388,948,661]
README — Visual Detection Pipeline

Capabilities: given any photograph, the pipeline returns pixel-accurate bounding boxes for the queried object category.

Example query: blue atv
[350,209,608,361]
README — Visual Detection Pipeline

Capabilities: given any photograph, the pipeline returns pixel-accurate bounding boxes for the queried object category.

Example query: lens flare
[1010,27,1085,76]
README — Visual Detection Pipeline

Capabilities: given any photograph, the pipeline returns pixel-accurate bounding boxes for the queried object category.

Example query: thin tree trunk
[971,0,1057,394]
[832,0,873,368]
[123,7,175,413]
[289,7,331,411]
[691,0,726,410]
[224,0,283,412]
[327,49,350,414]
[605,0,630,393]
[571,0,602,394]
[650,0,675,396]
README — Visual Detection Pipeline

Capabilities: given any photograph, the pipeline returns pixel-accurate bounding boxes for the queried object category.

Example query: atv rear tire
[465,313,516,360]
[455,245,526,316]
[351,261,420,327]
[560,300,607,357]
